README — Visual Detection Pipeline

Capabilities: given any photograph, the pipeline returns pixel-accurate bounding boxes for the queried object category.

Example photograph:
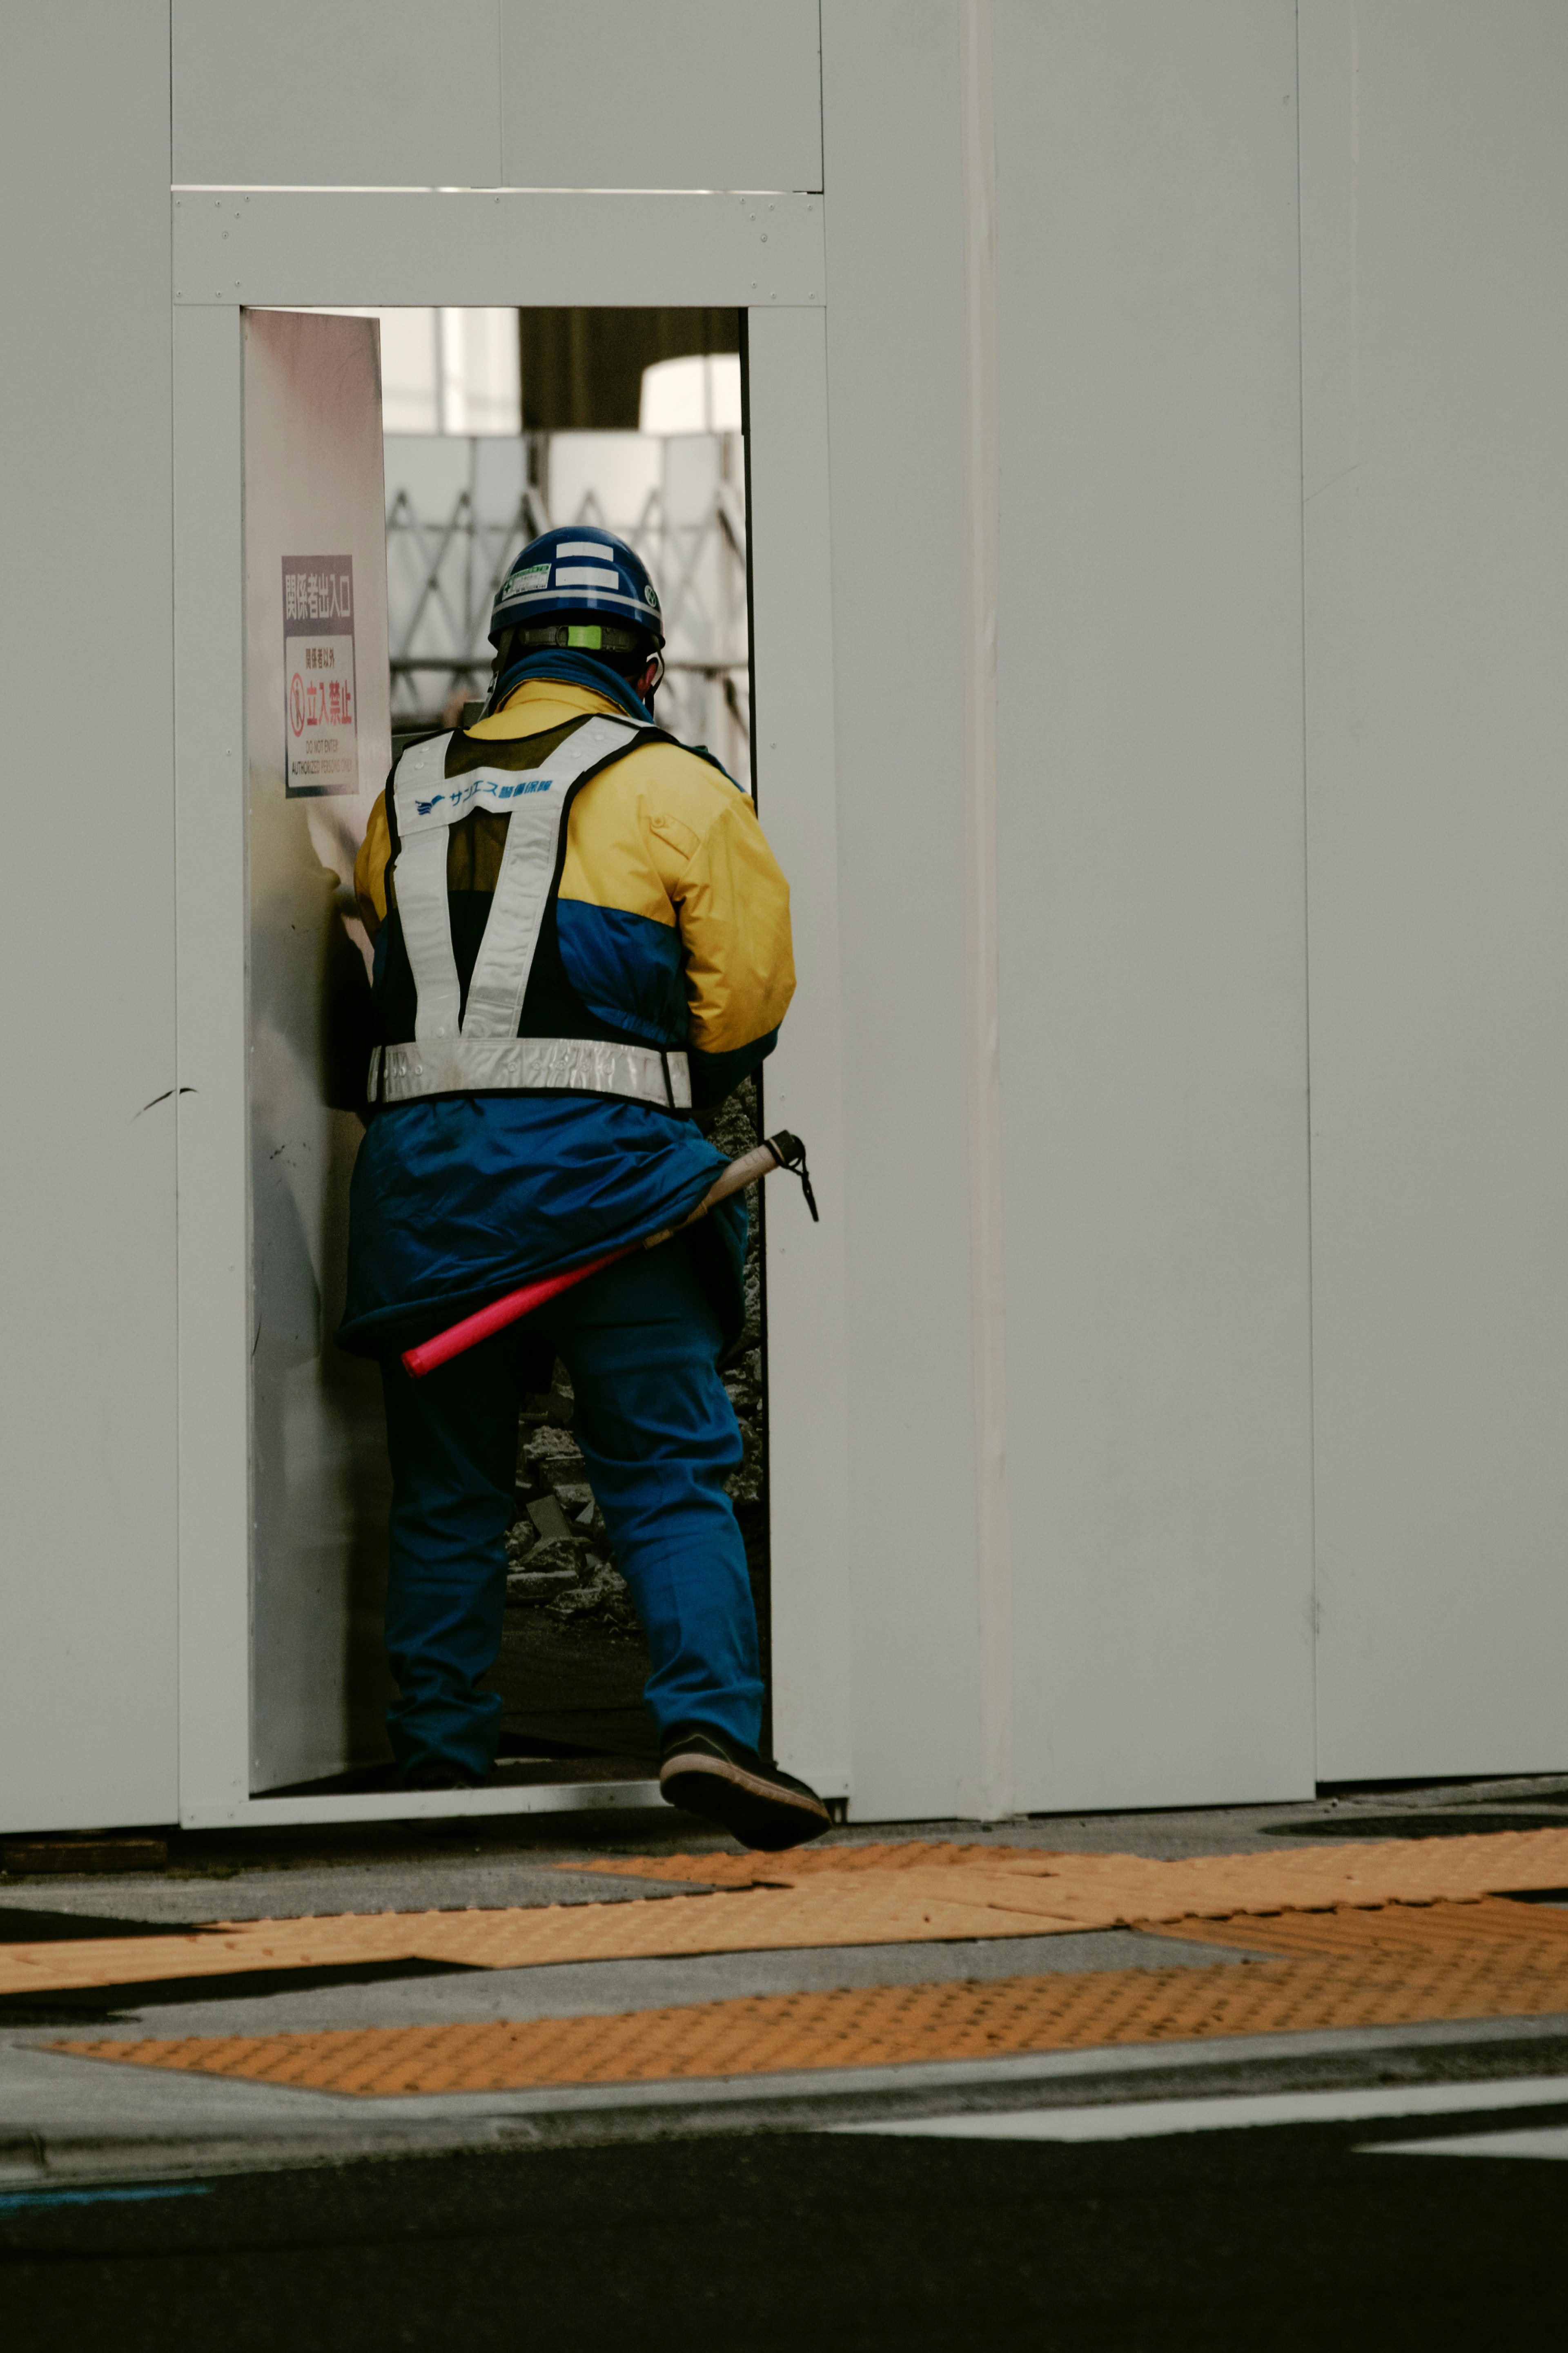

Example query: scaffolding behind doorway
[385,424,751,779]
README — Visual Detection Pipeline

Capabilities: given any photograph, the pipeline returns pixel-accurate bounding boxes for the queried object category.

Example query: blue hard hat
[489,526,664,651]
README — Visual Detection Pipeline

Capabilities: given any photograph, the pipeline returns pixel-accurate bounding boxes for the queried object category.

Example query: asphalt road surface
[6,2097,1567,2350]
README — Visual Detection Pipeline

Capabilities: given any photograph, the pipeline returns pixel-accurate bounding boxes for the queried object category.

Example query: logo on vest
[413,774,555,820]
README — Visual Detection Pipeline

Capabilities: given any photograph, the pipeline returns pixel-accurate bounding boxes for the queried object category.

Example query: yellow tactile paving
[50,1896,1568,2097]
[9,1829,1568,2001]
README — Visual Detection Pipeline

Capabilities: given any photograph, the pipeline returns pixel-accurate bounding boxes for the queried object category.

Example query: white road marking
[833,2075,1568,2144]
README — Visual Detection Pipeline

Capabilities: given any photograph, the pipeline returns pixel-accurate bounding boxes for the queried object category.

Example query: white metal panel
[746,309,852,1797]
[994,0,1315,1809]
[0,3,179,1833]
[499,1,822,192]
[820,1,987,1819]
[1301,2,1568,1779]
[172,0,502,190]
[174,306,252,1820]
[242,313,394,1791]
[174,190,822,309]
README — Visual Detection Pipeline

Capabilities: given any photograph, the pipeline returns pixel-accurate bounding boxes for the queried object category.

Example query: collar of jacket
[463,674,629,743]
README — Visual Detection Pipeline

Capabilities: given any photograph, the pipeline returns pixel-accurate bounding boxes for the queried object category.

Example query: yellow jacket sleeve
[354,791,392,939]
[660,786,795,1058]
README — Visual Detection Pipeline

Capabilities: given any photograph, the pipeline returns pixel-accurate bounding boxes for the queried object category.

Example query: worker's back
[339,674,792,1358]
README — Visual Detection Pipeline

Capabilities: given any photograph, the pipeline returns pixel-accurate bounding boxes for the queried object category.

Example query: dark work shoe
[659,1726,831,1851]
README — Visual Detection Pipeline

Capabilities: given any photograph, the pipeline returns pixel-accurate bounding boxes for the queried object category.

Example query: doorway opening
[270,304,770,1797]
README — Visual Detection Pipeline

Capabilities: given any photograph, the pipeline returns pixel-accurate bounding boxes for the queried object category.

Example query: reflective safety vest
[368,713,694,1115]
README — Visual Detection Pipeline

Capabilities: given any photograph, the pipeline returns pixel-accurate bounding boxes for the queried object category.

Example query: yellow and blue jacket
[339,674,794,1355]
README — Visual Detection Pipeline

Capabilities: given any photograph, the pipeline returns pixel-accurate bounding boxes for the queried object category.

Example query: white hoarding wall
[3,2,1566,1833]
[992,1,1316,1812]
[1301,1,1568,1780]
[242,310,393,1793]
[0,2,180,1834]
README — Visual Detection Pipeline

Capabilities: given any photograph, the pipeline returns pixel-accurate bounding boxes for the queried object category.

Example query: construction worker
[339,529,829,1851]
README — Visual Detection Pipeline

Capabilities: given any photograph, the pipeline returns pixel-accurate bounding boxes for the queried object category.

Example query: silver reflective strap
[457,787,561,1037]
[377,1037,691,1110]
[461,717,641,1039]
[390,731,454,833]
[399,829,463,1039]
[366,1045,383,1101]
[386,732,461,1040]
[388,717,648,1046]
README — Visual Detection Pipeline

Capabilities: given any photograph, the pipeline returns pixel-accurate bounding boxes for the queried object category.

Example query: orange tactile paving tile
[1156,1895,1568,1964]
[578,1829,1568,1921]
[0,1876,1067,2003]
[577,1842,1030,1887]
[51,1897,1568,2097]
[9,1829,1568,2002]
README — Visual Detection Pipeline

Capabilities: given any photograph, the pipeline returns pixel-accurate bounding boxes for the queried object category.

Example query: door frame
[172,189,851,1828]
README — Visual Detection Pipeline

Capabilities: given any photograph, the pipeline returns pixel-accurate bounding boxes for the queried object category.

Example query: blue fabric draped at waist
[336,1093,742,1358]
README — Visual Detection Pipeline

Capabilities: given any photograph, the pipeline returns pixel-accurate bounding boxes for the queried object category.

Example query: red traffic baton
[400,1130,817,1381]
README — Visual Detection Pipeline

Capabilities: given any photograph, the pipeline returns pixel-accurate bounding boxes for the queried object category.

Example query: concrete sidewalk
[4,1774,1567,2185]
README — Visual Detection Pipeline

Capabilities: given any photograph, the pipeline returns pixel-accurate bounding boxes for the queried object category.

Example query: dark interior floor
[488,1610,658,1767]
[487,1493,771,1772]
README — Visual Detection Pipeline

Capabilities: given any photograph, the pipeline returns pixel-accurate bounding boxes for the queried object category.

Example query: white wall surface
[172,306,252,1822]
[499,2,823,192]
[821,1,989,1818]
[172,190,815,309]
[993,2,1316,1810]
[820,0,1317,1820]
[746,309,853,1799]
[0,5,179,1830]
[242,313,394,1792]
[173,0,822,194]
[1302,1,1568,1779]
[173,0,505,189]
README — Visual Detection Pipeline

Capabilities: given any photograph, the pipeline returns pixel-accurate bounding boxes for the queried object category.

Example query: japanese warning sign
[283,555,358,796]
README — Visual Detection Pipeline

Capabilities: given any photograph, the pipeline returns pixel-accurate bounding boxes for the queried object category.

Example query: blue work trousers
[378,1239,762,1781]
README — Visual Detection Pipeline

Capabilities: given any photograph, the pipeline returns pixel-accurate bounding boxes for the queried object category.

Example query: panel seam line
[960,0,1013,1821]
